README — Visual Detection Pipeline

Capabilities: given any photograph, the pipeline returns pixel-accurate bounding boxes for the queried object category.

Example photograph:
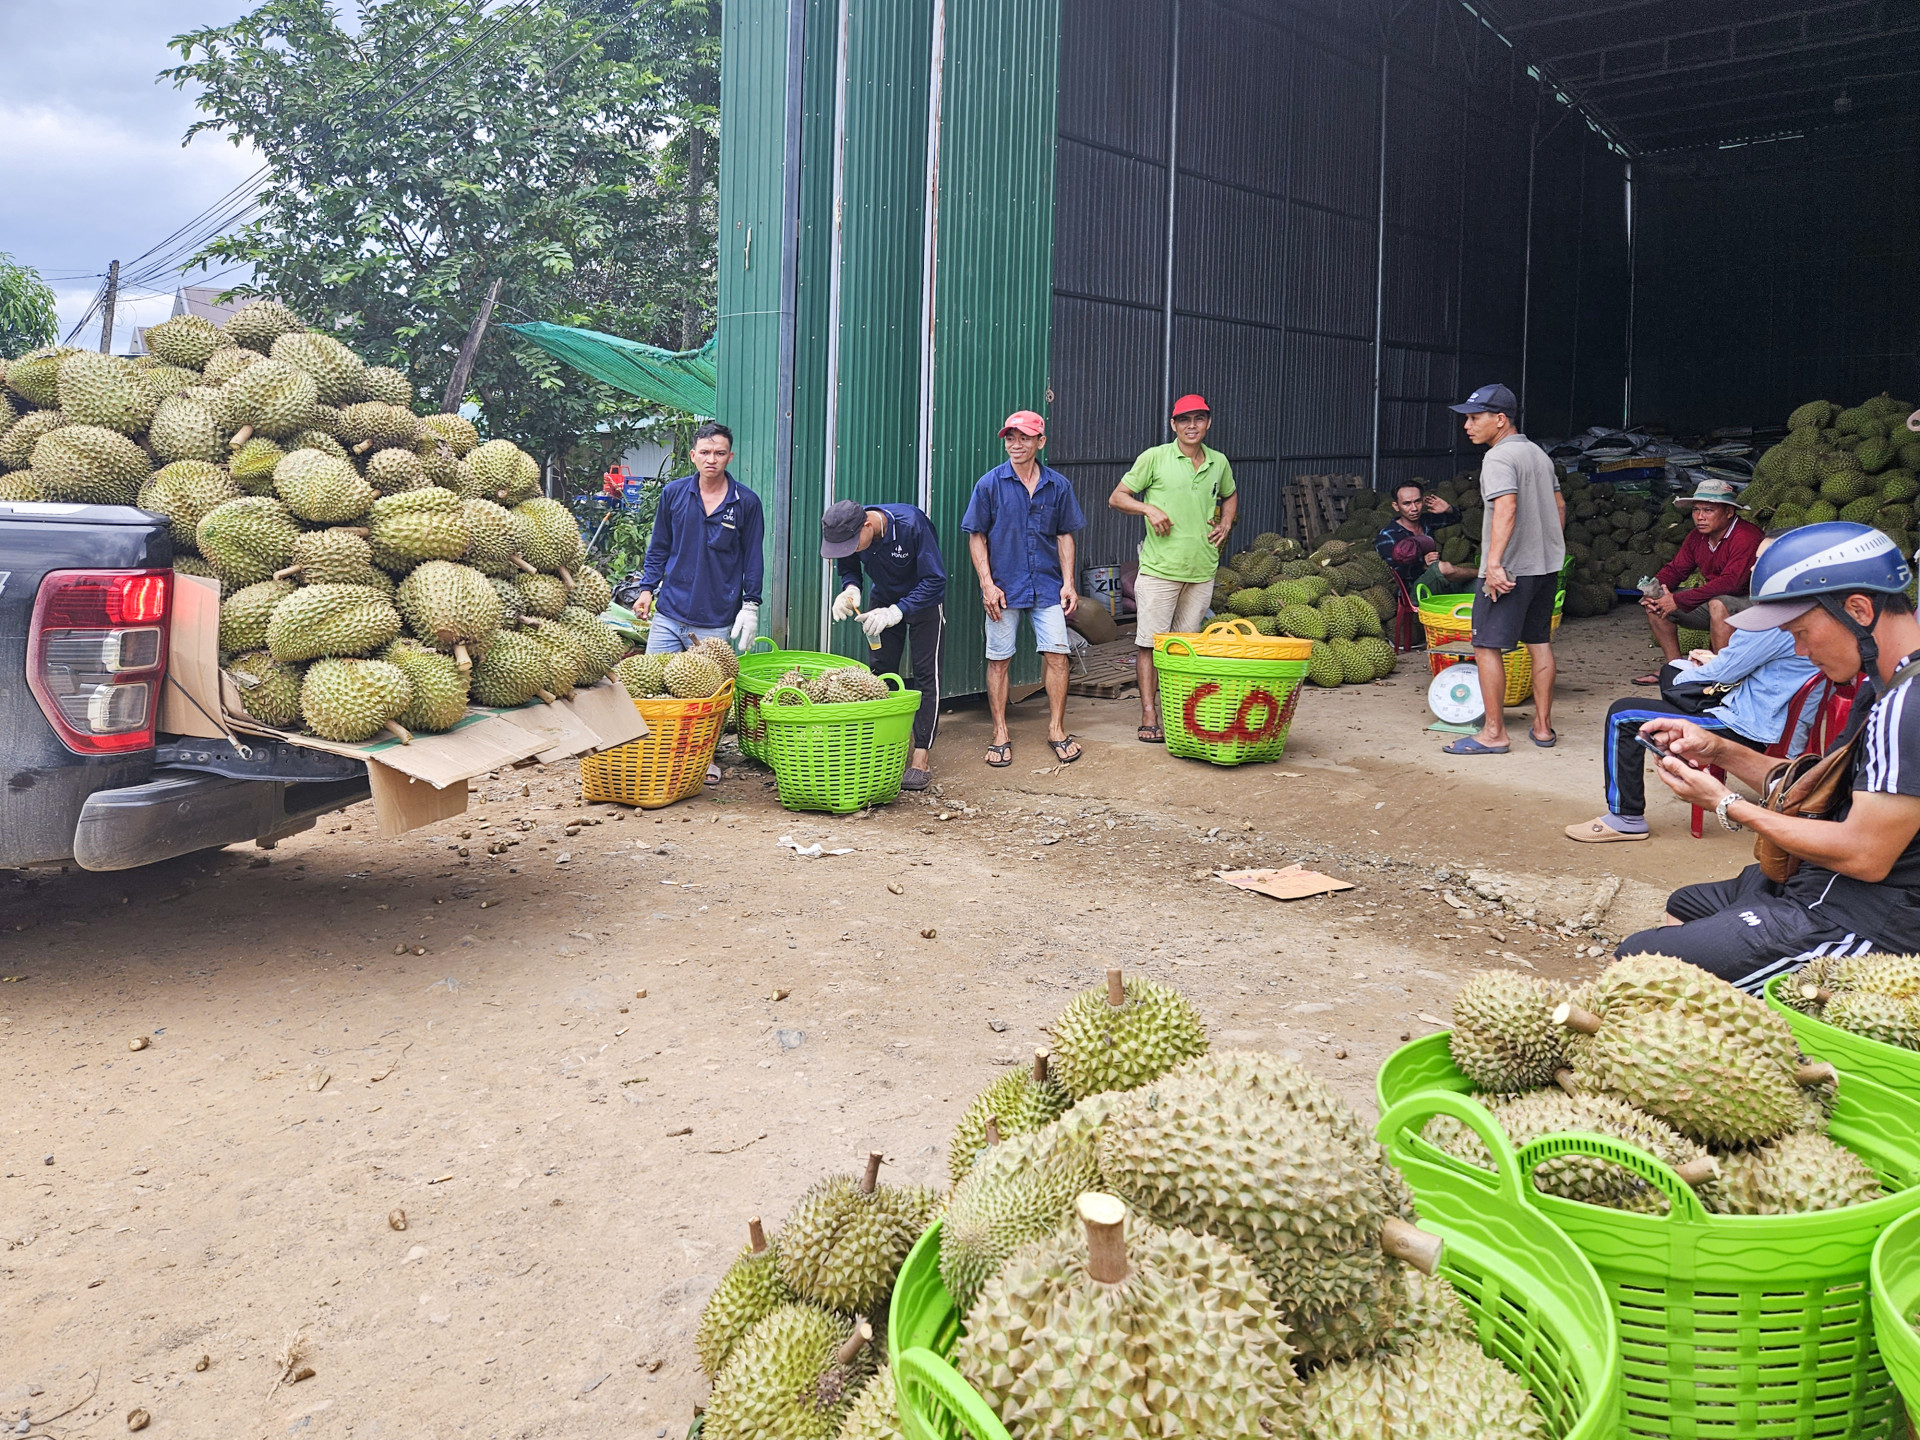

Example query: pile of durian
[1213,535,1399,687]
[1432,954,1884,1218]
[0,304,631,744]
[694,969,1553,1440]
[1744,396,1919,556]
[1781,952,1920,1052]
[613,639,736,703]
[765,666,893,706]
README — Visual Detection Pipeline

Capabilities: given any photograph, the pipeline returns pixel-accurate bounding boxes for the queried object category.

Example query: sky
[0,2,264,349]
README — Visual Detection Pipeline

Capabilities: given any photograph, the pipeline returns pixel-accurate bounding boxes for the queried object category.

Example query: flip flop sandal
[1630,674,1660,686]
[1442,736,1509,755]
[1565,817,1649,843]
[1532,729,1558,747]
[1137,724,1165,743]
[1050,736,1083,764]
[985,742,1012,768]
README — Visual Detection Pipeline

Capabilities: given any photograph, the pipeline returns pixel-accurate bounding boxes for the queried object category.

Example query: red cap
[1171,394,1210,418]
[1000,410,1046,437]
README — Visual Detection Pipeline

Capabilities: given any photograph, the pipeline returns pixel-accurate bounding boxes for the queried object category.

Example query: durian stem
[861,1151,883,1195]
[1078,1192,1129,1283]
[747,1217,767,1254]
[1554,1068,1581,1096]
[535,689,557,705]
[1032,1049,1050,1084]
[453,641,473,673]
[983,1115,1001,1148]
[1674,1155,1720,1186]
[1380,1217,1444,1275]
[354,438,375,454]
[511,554,538,575]
[557,567,576,590]
[1554,1002,1602,1035]
[342,527,370,538]
[1106,967,1126,1008]
[1799,983,1832,1004]
[384,721,413,744]
[272,565,304,581]
[1795,1061,1839,1088]
[228,425,254,450]
[836,1321,872,1366]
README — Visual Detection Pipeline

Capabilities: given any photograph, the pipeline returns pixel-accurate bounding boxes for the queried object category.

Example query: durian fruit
[396,560,505,670]
[171,554,217,585]
[1330,636,1374,684]
[956,1193,1306,1440]
[299,656,414,744]
[305,405,345,439]
[147,393,225,464]
[223,298,307,354]
[225,649,305,728]
[142,363,202,399]
[273,448,376,524]
[551,606,626,677]
[1835,951,1920,999]
[0,409,67,471]
[0,471,43,501]
[144,313,224,370]
[467,439,533,503]
[266,584,403,662]
[693,634,742,682]
[468,628,560,707]
[614,653,668,699]
[30,423,151,504]
[229,437,286,494]
[275,527,378,586]
[1356,635,1396,678]
[488,576,525,627]
[1704,1131,1883,1216]
[836,1362,902,1440]
[57,352,157,436]
[1822,990,1920,1049]
[196,496,302,586]
[695,1217,794,1378]
[380,638,470,732]
[949,1050,1071,1183]
[1302,1331,1546,1440]
[339,400,421,453]
[1049,968,1209,1101]
[137,460,239,551]
[524,620,590,693]
[225,358,319,444]
[1095,1049,1442,1365]
[416,437,461,488]
[1575,953,1800,1065]
[271,331,366,406]
[367,486,471,571]
[664,648,725,698]
[823,668,891,703]
[775,1152,941,1317]
[421,412,480,456]
[703,1305,876,1440]
[3,346,79,408]
[1777,955,1843,1015]
[365,446,427,495]
[940,1095,1113,1314]
[361,365,413,407]
[513,495,586,577]
[514,571,569,619]
[570,564,614,616]
[1449,973,1568,1092]
[219,579,298,655]
[201,345,262,384]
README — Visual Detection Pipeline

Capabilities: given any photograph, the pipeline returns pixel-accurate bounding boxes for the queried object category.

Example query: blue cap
[1450,383,1518,416]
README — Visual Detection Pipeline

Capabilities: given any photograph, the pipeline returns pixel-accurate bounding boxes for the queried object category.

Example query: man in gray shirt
[1441,383,1565,755]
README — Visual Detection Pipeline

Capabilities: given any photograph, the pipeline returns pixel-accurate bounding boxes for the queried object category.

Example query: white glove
[831,583,862,622]
[858,604,903,642]
[730,601,760,653]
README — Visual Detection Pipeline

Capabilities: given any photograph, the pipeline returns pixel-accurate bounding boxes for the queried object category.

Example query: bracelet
[1715,794,1744,832]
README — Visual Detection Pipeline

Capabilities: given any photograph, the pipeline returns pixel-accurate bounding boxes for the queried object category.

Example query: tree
[0,254,58,360]
[165,0,719,493]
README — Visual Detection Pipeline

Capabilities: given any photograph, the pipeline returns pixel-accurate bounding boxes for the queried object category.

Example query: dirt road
[1,607,1743,1438]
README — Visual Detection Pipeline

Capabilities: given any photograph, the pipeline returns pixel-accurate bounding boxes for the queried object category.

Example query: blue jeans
[646,610,730,655]
[984,604,1070,661]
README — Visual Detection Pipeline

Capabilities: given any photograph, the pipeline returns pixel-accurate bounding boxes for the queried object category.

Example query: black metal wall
[1631,115,1920,435]
[1046,0,1632,567]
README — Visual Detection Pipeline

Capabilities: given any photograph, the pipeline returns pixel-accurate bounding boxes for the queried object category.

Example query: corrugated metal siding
[1632,115,1920,432]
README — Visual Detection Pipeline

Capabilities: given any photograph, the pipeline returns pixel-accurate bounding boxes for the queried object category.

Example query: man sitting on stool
[1634,477,1763,685]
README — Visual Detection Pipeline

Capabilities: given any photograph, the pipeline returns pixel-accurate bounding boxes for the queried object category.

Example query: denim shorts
[985,604,1070,660]
[645,610,731,655]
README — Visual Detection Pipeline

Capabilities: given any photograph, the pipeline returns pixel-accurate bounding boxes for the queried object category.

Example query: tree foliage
[0,253,59,360]
[165,0,718,493]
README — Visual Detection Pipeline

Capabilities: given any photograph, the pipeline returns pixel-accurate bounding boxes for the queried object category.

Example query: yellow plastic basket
[1156,618,1315,662]
[579,681,733,809]
[1419,595,1557,707]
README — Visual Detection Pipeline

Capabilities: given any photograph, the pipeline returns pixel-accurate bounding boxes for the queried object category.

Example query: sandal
[985,742,1012,768]
[1631,673,1660,686]
[1137,724,1164,744]
[1049,736,1083,764]
[1442,736,1509,755]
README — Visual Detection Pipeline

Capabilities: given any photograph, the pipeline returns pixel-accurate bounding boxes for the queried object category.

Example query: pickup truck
[2,500,370,870]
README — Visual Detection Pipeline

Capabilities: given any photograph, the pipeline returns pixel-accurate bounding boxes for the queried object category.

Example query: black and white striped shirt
[1835,651,1920,890]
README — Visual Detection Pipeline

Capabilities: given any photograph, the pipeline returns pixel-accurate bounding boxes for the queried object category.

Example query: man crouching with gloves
[821,498,948,792]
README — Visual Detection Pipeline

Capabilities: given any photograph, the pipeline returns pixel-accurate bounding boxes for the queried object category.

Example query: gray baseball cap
[820,499,869,559]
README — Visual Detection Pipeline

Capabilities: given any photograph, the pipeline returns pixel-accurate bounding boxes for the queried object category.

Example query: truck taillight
[28,569,173,754]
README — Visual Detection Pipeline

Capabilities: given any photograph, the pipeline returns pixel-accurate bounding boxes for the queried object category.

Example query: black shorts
[1471,572,1557,650]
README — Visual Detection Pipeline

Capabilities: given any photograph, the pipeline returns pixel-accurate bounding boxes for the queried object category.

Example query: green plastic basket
[1765,973,1920,1095]
[1869,1206,1920,1426]
[732,638,865,764]
[890,1090,1623,1440]
[758,673,920,814]
[1378,1031,1920,1440]
[1155,637,1309,766]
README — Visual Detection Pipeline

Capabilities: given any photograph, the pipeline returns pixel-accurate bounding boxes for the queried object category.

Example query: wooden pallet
[1282,473,1369,542]
[1067,638,1140,699]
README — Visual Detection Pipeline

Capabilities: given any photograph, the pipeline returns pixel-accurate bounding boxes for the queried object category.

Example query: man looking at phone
[1620,522,1920,988]
[1632,478,1763,685]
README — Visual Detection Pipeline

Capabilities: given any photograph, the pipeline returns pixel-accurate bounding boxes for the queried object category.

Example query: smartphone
[1635,732,1675,762]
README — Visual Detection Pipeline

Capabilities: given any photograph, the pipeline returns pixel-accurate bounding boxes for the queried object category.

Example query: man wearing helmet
[1622,522,1920,990]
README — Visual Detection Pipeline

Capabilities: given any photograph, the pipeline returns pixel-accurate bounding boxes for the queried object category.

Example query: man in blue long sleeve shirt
[634,422,765,657]
[821,498,948,790]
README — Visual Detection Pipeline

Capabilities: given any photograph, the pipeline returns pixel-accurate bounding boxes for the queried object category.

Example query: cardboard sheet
[367,760,470,836]
[160,574,229,739]
[566,680,649,748]
[1215,866,1356,901]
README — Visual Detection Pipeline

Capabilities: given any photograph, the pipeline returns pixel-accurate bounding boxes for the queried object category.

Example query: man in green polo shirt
[1109,393,1237,743]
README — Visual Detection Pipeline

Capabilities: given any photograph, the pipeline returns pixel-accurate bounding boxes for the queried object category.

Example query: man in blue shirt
[961,410,1087,768]
[634,422,765,657]
[821,498,948,791]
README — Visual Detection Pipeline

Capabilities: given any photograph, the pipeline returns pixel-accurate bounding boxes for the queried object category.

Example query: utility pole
[98,260,120,354]
[441,276,503,413]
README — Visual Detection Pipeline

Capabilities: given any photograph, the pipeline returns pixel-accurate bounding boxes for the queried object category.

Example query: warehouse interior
[716,0,1920,684]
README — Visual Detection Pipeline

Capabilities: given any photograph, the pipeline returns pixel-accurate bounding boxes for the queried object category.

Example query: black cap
[820,499,869,559]
[1449,383,1518,417]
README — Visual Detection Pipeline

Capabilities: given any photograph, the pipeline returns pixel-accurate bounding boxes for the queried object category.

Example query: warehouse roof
[1468,1,1920,154]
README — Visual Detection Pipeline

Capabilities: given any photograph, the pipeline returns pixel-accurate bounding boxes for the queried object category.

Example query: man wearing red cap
[962,410,1088,768]
[1109,395,1236,742]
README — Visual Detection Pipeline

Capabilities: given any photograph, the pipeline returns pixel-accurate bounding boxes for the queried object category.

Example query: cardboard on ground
[163,574,650,836]
[1215,865,1356,901]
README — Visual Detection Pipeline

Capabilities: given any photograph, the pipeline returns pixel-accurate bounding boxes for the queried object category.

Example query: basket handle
[880,672,907,692]
[1203,617,1258,638]
[1377,1088,1531,1209]
[762,684,811,708]
[1161,636,1198,658]
[745,636,778,655]
[895,1346,1012,1440]
[1513,1132,1714,1224]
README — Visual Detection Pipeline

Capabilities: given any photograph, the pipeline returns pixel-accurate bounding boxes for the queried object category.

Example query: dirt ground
[1,605,1749,1439]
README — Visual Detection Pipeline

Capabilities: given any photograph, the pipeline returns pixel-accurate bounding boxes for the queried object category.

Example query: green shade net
[502,321,716,417]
